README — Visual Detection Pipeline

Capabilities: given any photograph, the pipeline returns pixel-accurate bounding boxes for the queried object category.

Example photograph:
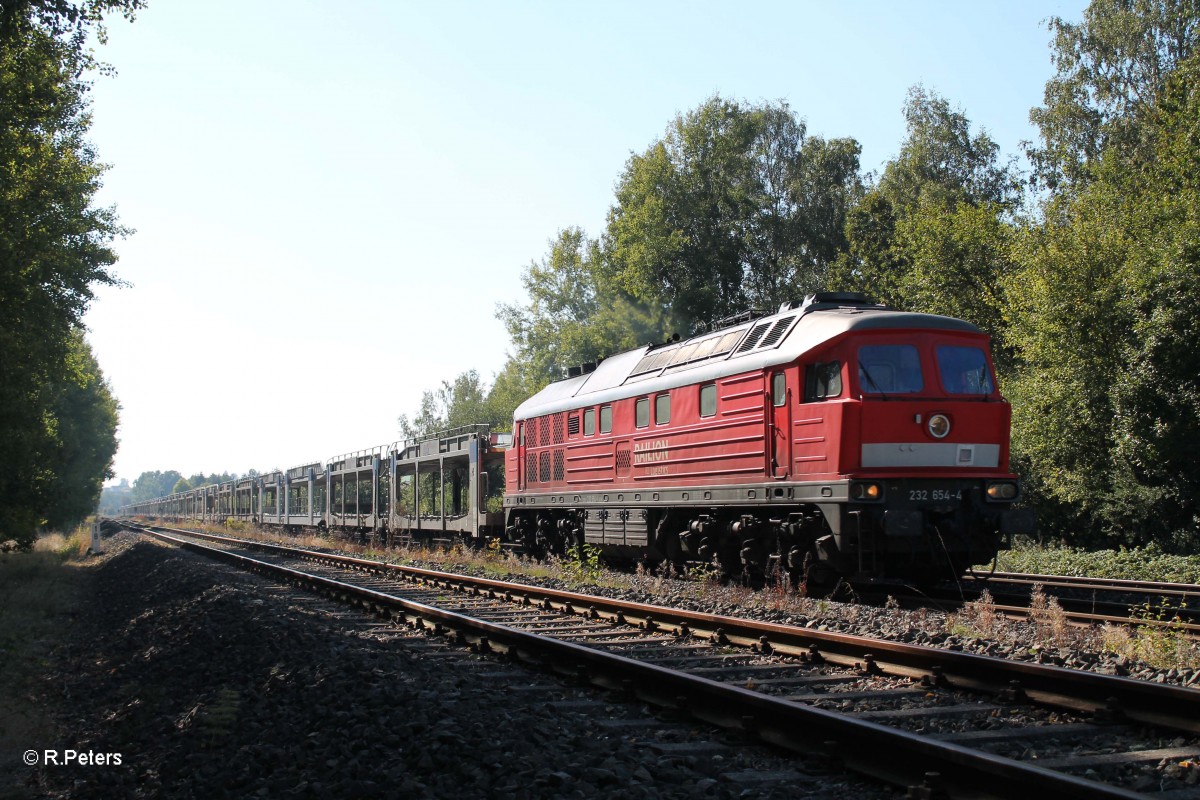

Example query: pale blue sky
[83,0,1087,482]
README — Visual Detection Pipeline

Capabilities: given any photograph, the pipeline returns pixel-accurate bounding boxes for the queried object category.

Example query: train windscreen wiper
[858,361,889,400]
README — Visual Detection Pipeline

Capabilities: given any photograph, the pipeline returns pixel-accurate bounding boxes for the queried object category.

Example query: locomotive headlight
[851,482,883,501]
[927,413,951,439]
[986,481,1019,501]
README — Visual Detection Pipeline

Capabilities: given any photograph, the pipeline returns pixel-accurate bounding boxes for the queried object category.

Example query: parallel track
[934,571,1200,634]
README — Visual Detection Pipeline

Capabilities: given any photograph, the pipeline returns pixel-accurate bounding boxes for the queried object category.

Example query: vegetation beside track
[950,587,1200,672]
[0,527,92,665]
[973,541,1200,670]
[994,540,1200,584]
[0,526,97,781]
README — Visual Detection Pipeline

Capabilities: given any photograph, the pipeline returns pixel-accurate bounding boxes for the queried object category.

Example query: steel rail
[131,524,1192,799]
[134,522,1200,733]
[968,571,1200,600]
[986,602,1200,635]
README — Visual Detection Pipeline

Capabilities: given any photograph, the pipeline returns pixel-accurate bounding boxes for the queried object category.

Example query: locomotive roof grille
[735,321,773,354]
[759,316,795,347]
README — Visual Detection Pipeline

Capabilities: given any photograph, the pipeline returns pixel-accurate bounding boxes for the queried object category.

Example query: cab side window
[772,372,787,407]
[804,361,842,401]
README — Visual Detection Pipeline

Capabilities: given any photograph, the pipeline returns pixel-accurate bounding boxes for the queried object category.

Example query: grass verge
[0,525,94,794]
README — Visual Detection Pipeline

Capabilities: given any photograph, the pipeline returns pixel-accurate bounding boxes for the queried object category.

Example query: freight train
[120,293,1033,584]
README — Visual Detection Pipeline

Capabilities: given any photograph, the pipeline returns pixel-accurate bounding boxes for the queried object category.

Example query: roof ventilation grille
[758,315,796,349]
[734,321,772,354]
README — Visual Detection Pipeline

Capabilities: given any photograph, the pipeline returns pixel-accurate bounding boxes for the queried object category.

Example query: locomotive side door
[516,422,526,491]
[770,370,791,478]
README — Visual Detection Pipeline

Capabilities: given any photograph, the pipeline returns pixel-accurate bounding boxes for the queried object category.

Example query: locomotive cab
[806,327,1034,582]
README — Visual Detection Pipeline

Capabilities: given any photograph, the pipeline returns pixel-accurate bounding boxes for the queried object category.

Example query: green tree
[1029,0,1199,191]
[482,361,532,432]
[398,369,513,440]
[1005,181,1132,537]
[497,228,666,389]
[1008,13,1200,549]
[878,87,1018,212]
[40,331,120,531]
[130,471,183,504]
[0,0,140,548]
[606,96,862,334]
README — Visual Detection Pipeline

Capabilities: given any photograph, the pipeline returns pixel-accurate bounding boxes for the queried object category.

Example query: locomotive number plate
[909,488,962,502]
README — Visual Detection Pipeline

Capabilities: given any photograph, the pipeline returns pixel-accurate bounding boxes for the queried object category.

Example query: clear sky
[82,0,1087,484]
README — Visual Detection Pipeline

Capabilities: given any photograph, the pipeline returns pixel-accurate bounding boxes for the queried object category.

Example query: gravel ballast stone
[11,534,884,799]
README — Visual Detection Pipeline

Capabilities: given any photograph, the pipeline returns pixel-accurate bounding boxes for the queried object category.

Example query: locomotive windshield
[858,345,923,394]
[937,345,994,395]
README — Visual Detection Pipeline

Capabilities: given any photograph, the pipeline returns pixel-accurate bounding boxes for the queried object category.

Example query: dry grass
[947,583,1200,671]
[949,588,1004,640]
[1028,584,1071,647]
[1111,601,1200,671]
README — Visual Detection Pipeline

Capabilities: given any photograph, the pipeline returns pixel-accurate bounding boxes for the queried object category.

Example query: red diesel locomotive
[503,292,1033,583]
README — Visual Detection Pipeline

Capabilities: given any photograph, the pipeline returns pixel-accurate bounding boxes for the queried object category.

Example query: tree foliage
[1029,0,1200,190]
[398,369,516,440]
[496,229,664,391]
[607,96,862,334]
[0,0,139,549]
[40,330,121,530]
[129,471,183,504]
[1008,44,1200,549]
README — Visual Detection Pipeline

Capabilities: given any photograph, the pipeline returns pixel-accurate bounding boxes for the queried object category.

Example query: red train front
[503,293,1033,584]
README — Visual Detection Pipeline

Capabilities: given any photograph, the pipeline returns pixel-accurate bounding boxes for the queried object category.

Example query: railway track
[916,571,1200,635]
[972,571,1200,598]
[120,522,1200,798]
